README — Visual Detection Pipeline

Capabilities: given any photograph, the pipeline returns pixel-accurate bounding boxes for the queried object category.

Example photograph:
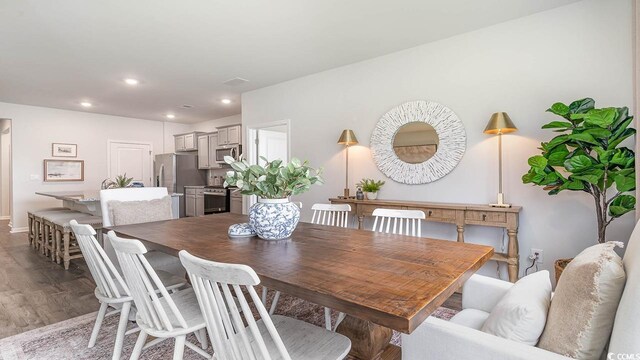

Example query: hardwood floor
[0,219,462,342]
[0,220,97,339]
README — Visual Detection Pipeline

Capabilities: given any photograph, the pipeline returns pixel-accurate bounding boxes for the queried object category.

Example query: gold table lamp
[338,129,358,198]
[484,112,517,208]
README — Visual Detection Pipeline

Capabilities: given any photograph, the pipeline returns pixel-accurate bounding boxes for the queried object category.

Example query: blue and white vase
[249,198,300,240]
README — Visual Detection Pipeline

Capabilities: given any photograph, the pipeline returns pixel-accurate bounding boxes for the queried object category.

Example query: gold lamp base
[490,193,512,208]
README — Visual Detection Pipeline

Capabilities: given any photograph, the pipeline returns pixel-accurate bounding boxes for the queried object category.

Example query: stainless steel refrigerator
[154,153,206,218]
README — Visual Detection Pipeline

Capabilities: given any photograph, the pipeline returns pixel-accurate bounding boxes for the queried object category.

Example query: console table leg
[507,229,519,282]
[336,315,393,360]
[456,225,464,242]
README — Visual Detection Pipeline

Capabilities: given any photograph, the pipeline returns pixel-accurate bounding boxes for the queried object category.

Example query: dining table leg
[335,315,394,360]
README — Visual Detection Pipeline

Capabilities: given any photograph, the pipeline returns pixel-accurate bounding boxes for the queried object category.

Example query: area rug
[0,288,457,360]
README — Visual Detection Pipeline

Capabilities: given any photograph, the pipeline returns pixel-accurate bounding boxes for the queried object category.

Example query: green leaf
[571,169,604,185]
[528,155,547,170]
[547,103,570,117]
[542,120,572,129]
[608,128,636,150]
[609,195,636,217]
[542,135,569,151]
[567,132,599,145]
[582,108,617,128]
[564,155,592,172]
[568,98,595,115]
[614,174,636,192]
[610,148,635,168]
[583,128,611,139]
[547,145,570,166]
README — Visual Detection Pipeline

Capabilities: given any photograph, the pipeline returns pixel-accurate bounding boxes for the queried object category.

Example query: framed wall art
[43,159,84,182]
[51,143,77,157]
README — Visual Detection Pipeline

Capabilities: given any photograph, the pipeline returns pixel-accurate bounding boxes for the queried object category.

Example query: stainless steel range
[203,186,230,214]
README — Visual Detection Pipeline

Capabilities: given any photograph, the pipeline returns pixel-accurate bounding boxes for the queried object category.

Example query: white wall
[242,0,635,280]
[189,114,242,133]
[0,119,11,220]
[0,102,191,230]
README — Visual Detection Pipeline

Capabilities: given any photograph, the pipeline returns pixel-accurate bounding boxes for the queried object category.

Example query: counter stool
[30,208,71,253]
[42,211,83,261]
[50,213,103,270]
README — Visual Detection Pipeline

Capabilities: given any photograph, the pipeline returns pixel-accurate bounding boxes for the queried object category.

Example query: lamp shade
[337,129,358,145]
[484,112,517,134]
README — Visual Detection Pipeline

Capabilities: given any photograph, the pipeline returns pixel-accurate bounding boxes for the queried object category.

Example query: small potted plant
[224,156,323,240]
[357,178,385,200]
[522,98,636,282]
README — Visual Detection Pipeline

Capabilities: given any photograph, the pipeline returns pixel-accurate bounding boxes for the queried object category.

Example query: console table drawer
[408,207,455,221]
[466,210,506,223]
[359,204,390,216]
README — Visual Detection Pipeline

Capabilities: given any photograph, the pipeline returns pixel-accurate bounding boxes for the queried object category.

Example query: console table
[329,198,522,282]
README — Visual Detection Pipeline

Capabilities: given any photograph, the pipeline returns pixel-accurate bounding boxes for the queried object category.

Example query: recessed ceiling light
[166,114,176,119]
[124,78,139,86]
[221,99,232,104]
[80,102,92,107]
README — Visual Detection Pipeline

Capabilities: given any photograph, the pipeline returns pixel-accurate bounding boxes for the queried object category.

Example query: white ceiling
[0,0,579,124]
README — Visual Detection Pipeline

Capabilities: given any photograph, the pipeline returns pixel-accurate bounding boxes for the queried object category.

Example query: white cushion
[538,243,626,359]
[450,309,490,330]
[108,196,173,226]
[609,222,640,356]
[481,270,552,346]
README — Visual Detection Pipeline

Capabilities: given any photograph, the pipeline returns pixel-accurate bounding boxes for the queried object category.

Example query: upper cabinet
[197,132,220,169]
[217,125,242,146]
[174,132,204,152]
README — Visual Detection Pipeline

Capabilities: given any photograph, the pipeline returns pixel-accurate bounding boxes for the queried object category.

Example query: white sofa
[402,220,640,360]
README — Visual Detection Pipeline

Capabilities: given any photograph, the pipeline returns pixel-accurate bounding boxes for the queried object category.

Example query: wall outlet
[530,248,544,264]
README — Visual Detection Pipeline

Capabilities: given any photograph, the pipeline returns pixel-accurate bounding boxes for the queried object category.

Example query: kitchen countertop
[184,185,206,189]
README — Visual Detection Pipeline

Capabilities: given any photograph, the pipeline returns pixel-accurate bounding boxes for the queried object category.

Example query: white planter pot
[249,198,300,240]
[365,191,378,200]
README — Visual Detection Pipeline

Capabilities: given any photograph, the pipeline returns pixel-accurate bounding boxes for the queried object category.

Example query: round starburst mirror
[371,100,466,184]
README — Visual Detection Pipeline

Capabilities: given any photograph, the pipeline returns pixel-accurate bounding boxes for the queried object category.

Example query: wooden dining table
[104,213,494,360]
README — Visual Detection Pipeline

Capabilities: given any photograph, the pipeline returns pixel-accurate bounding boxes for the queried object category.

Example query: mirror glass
[392,122,439,164]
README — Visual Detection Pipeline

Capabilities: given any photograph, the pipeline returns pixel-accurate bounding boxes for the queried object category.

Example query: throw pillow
[481,270,552,345]
[537,242,626,359]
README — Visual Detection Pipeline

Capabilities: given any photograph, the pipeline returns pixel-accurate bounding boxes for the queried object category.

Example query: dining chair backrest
[310,204,351,228]
[99,187,170,227]
[179,250,292,360]
[372,208,426,237]
[108,231,188,333]
[69,220,129,300]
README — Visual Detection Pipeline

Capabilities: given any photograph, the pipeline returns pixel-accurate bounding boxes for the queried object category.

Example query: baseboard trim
[10,227,28,233]
[0,216,10,220]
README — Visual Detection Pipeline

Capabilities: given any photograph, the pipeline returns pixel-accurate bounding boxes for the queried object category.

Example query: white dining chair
[372,208,426,236]
[100,188,184,277]
[267,203,352,331]
[108,231,210,360]
[179,250,352,360]
[70,220,187,360]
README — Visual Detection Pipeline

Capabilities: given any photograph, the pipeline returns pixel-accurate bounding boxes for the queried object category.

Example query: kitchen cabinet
[230,192,243,214]
[185,187,205,217]
[197,135,209,169]
[208,133,218,168]
[174,132,204,152]
[217,125,241,146]
[197,132,220,169]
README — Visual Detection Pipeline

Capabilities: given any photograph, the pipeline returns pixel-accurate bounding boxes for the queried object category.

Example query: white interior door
[108,141,152,186]
[257,128,288,165]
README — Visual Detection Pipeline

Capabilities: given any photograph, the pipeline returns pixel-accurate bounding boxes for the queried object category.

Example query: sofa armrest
[402,317,572,360]
[462,274,513,312]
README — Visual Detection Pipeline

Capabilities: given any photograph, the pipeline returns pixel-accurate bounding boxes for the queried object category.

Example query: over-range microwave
[216,144,242,164]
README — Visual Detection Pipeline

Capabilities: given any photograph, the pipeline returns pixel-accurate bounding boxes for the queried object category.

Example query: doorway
[107,140,153,186]
[0,119,12,225]
[246,121,291,211]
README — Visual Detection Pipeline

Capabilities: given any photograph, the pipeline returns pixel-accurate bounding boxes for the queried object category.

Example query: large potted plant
[522,98,636,281]
[224,156,323,240]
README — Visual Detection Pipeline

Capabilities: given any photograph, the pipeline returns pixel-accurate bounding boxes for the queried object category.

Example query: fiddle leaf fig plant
[522,98,636,244]
[224,156,323,199]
